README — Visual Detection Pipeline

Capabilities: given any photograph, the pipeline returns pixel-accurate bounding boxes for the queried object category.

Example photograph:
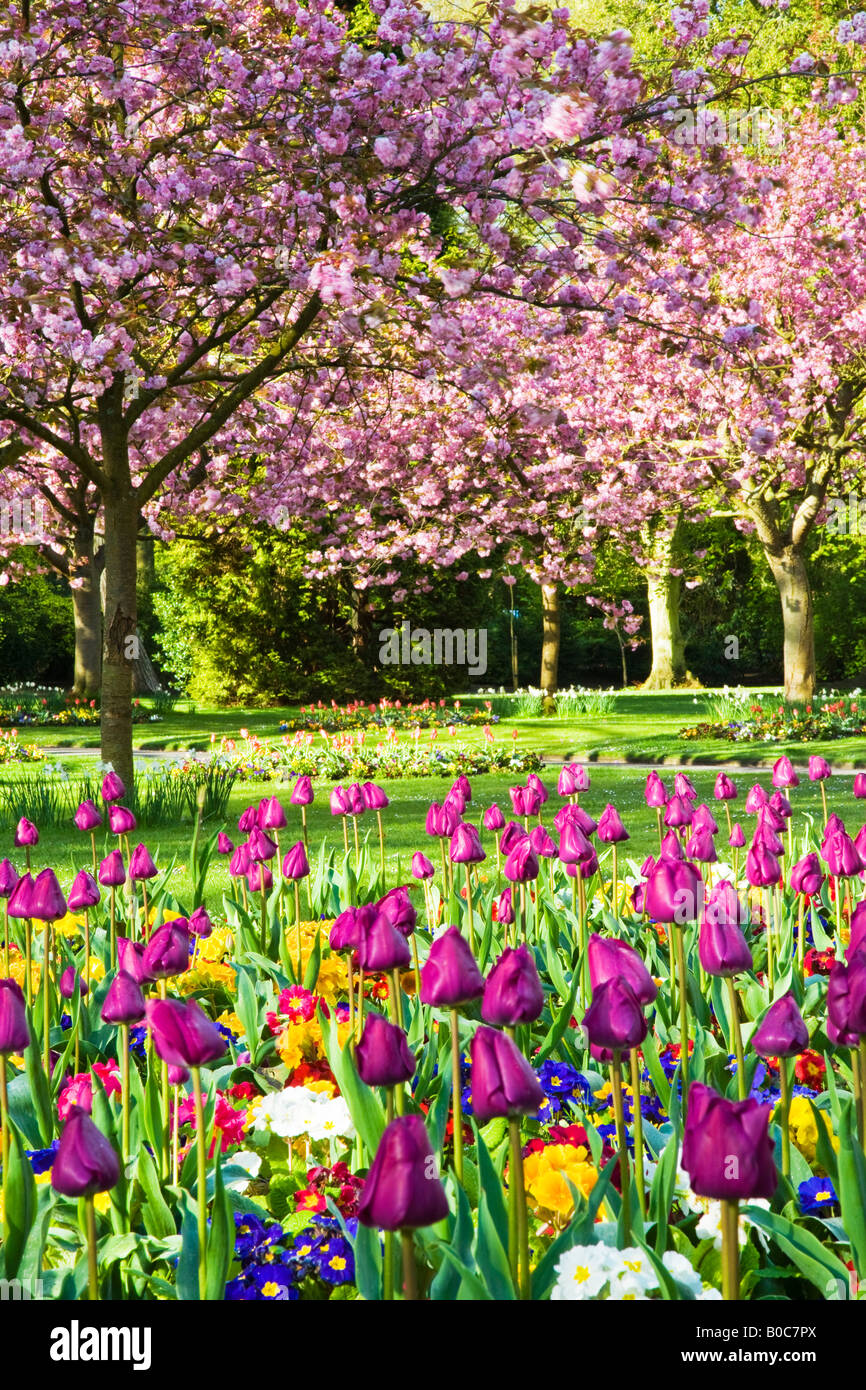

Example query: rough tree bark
[539,582,561,695]
[640,515,696,689]
[70,528,103,696]
[100,398,138,791]
[764,545,815,703]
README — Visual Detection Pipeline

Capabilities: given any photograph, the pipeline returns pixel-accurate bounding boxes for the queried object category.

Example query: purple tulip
[433,801,461,837]
[449,822,485,865]
[823,830,862,879]
[674,772,698,802]
[101,771,126,803]
[745,843,781,888]
[108,805,136,836]
[557,767,577,797]
[330,785,350,816]
[658,831,685,862]
[74,800,102,832]
[529,825,556,858]
[141,921,190,979]
[229,843,251,878]
[752,994,809,1059]
[681,1083,776,1200]
[6,872,34,919]
[419,926,484,1007]
[0,859,18,899]
[145,997,227,1068]
[686,827,717,864]
[375,887,417,939]
[644,859,703,923]
[753,820,784,858]
[14,817,38,848]
[692,804,719,835]
[0,978,30,1054]
[664,795,693,829]
[483,804,506,832]
[290,776,314,807]
[557,804,597,836]
[714,773,738,801]
[98,850,126,888]
[703,880,748,927]
[217,832,234,856]
[758,802,786,833]
[238,806,258,834]
[698,913,752,978]
[854,773,866,799]
[744,784,769,814]
[481,945,544,1026]
[29,868,67,922]
[789,853,822,897]
[569,764,590,792]
[631,883,646,913]
[356,1012,416,1087]
[357,1116,449,1231]
[503,840,539,883]
[356,913,411,974]
[117,937,149,984]
[282,840,310,879]
[260,796,288,830]
[597,804,629,844]
[101,970,146,1025]
[452,775,472,803]
[769,791,792,820]
[583,977,648,1051]
[558,822,592,865]
[772,756,799,789]
[60,967,87,1000]
[247,863,272,893]
[347,783,366,816]
[728,822,746,849]
[362,782,389,811]
[129,843,158,882]
[470,1026,545,1124]
[640,855,656,878]
[587,933,657,1005]
[809,756,832,781]
[411,852,434,880]
[495,887,514,926]
[330,907,361,953]
[247,827,277,863]
[189,906,213,939]
[51,1105,120,1198]
[644,771,667,809]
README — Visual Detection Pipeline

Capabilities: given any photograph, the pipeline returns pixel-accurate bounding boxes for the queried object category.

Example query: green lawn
[9,764,865,913]
[14,688,866,767]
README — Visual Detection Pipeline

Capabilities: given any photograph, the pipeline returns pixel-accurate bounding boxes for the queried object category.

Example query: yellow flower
[783,1095,839,1165]
[523,1144,598,1218]
[172,960,236,996]
[196,927,234,963]
[53,912,88,940]
[216,1009,244,1040]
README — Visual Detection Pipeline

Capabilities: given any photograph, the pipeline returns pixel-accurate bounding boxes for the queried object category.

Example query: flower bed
[681,691,866,743]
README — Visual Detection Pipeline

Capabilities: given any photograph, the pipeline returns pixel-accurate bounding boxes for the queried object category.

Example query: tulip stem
[725,976,747,1102]
[401,1230,417,1300]
[820,782,828,828]
[110,885,117,972]
[763,889,774,998]
[628,1048,646,1222]
[463,864,476,954]
[0,1054,9,1192]
[376,811,386,884]
[779,1059,792,1178]
[121,1023,130,1164]
[191,1065,208,1302]
[42,921,51,1081]
[2,902,8,977]
[674,926,689,1109]
[142,883,149,940]
[797,897,805,979]
[24,917,32,1005]
[835,876,843,943]
[858,1041,866,1154]
[450,1008,464,1185]
[347,957,356,1042]
[301,805,308,850]
[259,883,268,956]
[721,1199,739,1300]
[439,839,448,896]
[508,1117,531,1300]
[383,1231,394,1302]
[294,882,303,981]
[577,875,588,1012]
[352,815,360,863]
[90,830,97,878]
[656,807,664,850]
[610,1054,631,1245]
[612,844,618,916]
[85,1195,99,1300]
[852,1049,863,1149]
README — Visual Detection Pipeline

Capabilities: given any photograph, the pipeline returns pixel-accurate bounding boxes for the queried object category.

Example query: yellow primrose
[216,1009,245,1040]
[523,1144,598,1218]
[782,1095,839,1165]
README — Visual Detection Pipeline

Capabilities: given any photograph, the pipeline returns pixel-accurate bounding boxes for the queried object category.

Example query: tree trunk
[100,428,138,789]
[70,529,102,696]
[765,545,815,702]
[641,514,695,690]
[539,582,561,694]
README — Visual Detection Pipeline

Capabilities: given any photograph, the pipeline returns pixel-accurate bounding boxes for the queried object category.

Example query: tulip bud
[854,773,866,799]
[772,756,799,789]
[260,796,288,830]
[117,937,149,984]
[0,859,18,899]
[503,840,539,883]
[658,831,685,862]
[330,785,350,816]
[356,1012,416,1088]
[483,804,506,832]
[357,1116,449,1231]
[645,859,703,923]
[29,868,67,922]
[644,771,667,808]
[808,756,832,781]
[290,776,314,807]
[0,977,30,1054]
[681,1083,776,1200]
[217,832,234,855]
[481,945,544,1026]
[495,886,514,925]
[142,921,190,979]
[356,913,411,973]
[375,886,416,938]
[101,970,146,1025]
[663,795,692,828]
[229,843,251,878]
[282,840,310,879]
[686,826,717,864]
[101,771,126,803]
[583,977,648,1051]
[108,805,137,835]
[362,782,389,811]
[145,997,227,1068]
[728,822,746,849]
[420,926,484,1007]
[449,822,485,865]
[587,933,657,1005]
[714,773,738,801]
[60,967,87,1000]
[674,772,697,802]
[74,800,102,832]
[752,994,809,1059]
[597,804,629,844]
[330,907,361,953]
[129,843,158,882]
[189,905,213,939]
[744,784,769,814]
[557,767,577,797]
[14,817,38,848]
[98,850,126,888]
[745,843,781,888]
[6,872,34,919]
[470,1026,545,1124]
[411,852,434,880]
[691,804,719,835]
[51,1105,120,1198]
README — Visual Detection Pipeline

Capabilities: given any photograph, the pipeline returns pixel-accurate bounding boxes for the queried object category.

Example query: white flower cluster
[253,1086,355,1143]
[552,1244,721,1301]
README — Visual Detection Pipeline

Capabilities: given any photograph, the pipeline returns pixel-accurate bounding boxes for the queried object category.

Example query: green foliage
[0,553,73,685]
